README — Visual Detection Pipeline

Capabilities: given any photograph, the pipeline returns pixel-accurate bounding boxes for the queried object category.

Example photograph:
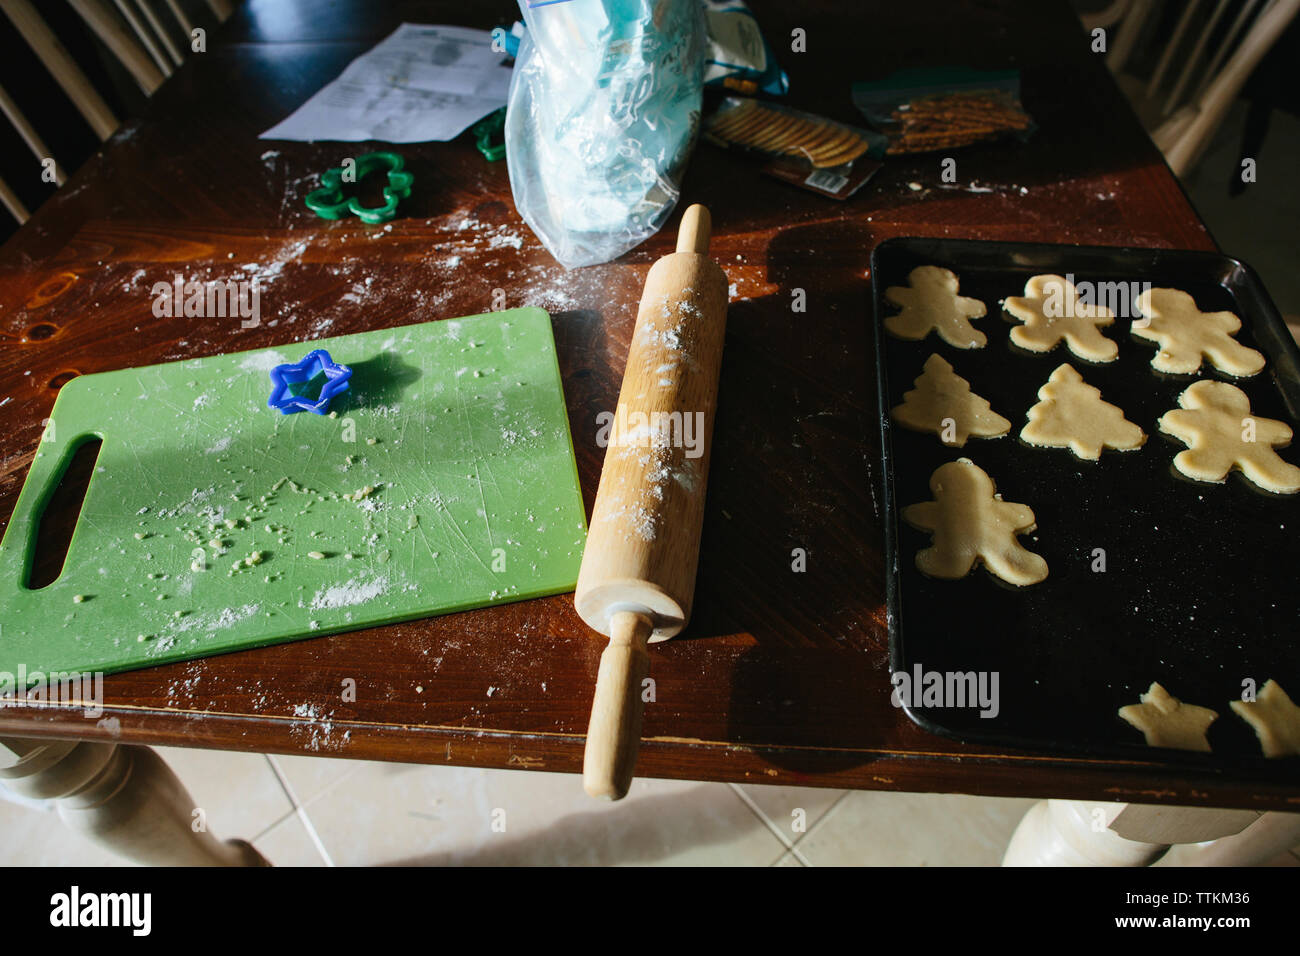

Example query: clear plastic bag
[504,0,707,269]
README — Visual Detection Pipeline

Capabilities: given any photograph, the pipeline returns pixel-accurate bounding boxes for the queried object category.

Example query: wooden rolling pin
[576,204,729,800]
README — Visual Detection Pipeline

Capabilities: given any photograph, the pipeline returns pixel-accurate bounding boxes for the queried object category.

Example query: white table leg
[1168,812,1300,866]
[1003,798,1265,866]
[1003,799,1169,866]
[1,737,267,866]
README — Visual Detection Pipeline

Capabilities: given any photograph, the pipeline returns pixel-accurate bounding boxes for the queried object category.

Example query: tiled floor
[5,747,1298,865]
[0,748,1039,866]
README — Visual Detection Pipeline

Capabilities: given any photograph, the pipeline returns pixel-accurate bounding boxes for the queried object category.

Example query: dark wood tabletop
[2,0,1293,812]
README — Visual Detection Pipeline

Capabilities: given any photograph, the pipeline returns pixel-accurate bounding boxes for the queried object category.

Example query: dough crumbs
[1118,682,1217,752]
[890,354,1010,446]
[1004,274,1118,363]
[1021,364,1145,460]
[901,458,1048,586]
[1158,380,1300,494]
[1132,288,1265,377]
[883,265,988,349]
[1230,679,1300,758]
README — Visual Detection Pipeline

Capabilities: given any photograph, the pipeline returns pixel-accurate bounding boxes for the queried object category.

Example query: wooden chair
[0,0,234,224]
[1084,0,1300,177]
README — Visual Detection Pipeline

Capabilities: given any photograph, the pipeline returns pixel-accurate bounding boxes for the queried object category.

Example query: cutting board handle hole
[26,437,102,590]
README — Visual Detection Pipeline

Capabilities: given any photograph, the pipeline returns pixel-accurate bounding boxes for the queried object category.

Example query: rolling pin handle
[676,204,711,256]
[582,610,655,800]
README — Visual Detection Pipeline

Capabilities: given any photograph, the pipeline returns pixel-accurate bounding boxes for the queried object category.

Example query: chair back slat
[0,174,31,224]
[163,0,195,35]
[1164,0,1235,115]
[67,0,165,95]
[1146,0,1205,98]
[0,0,118,139]
[0,83,65,185]
[131,0,184,67]
[1193,0,1265,100]
[112,0,175,77]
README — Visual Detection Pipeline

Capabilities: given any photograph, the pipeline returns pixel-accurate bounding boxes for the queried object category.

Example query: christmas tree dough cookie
[1004,274,1119,363]
[1118,682,1216,752]
[891,354,1011,446]
[1158,380,1300,494]
[1230,680,1300,758]
[1132,287,1265,378]
[1021,363,1145,460]
[884,266,988,349]
[901,458,1048,586]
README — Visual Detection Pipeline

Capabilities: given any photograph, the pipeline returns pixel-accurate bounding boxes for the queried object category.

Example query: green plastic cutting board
[0,308,586,682]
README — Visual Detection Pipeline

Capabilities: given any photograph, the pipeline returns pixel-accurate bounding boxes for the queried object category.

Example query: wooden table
[1,0,1295,864]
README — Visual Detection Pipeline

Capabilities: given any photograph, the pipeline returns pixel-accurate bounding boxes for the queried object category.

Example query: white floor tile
[301,763,788,866]
[254,810,330,867]
[152,745,293,840]
[733,783,847,848]
[0,798,134,866]
[799,791,1035,866]
[268,753,364,807]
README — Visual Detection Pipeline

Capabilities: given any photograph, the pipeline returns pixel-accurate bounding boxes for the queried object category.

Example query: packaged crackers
[852,68,1035,155]
[703,97,885,199]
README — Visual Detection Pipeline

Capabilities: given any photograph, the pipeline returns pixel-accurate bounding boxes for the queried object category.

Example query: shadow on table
[668,217,896,774]
[549,306,615,516]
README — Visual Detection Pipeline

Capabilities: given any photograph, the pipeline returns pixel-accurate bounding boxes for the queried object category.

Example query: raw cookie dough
[1021,363,1145,460]
[1158,380,1300,494]
[1118,682,1216,752]
[884,265,988,349]
[1230,679,1300,758]
[1004,274,1119,363]
[890,354,1011,446]
[901,458,1048,586]
[1132,287,1265,378]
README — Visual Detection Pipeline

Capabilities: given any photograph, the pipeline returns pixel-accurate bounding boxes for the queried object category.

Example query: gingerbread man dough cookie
[1132,287,1265,378]
[1004,274,1119,363]
[1021,364,1145,460]
[884,266,988,349]
[1158,380,1300,494]
[891,354,1011,446]
[1118,682,1217,752]
[1230,680,1300,758]
[901,458,1048,586]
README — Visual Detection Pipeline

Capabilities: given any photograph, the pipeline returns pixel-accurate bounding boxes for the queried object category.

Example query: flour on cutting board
[308,576,389,610]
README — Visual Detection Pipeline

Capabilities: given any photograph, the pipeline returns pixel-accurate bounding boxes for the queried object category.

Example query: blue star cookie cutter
[267,349,352,415]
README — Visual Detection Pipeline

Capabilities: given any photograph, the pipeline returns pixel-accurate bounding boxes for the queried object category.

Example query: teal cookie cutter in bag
[505,0,707,268]
[304,152,413,224]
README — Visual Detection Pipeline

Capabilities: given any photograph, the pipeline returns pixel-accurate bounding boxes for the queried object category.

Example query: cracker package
[703,97,885,199]
[702,1,789,96]
[852,67,1034,155]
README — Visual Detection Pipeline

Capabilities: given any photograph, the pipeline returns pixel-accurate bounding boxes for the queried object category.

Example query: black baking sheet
[872,237,1300,771]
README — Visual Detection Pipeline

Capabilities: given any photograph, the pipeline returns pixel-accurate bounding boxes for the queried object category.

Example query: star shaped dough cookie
[1132,287,1265,378]
[884,266,988,349]
[1158,380,1300,494]
[1118,682,1217,752]
[901,458,1048,586]
[1230,680,1300,758]
[890,354,1011,446]
[1004,274,1119,363]
[1021,364,1145,460]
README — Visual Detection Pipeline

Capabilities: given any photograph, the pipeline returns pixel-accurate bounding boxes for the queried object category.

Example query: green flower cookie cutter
[304,151,413,224]
[471,107,506,162]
